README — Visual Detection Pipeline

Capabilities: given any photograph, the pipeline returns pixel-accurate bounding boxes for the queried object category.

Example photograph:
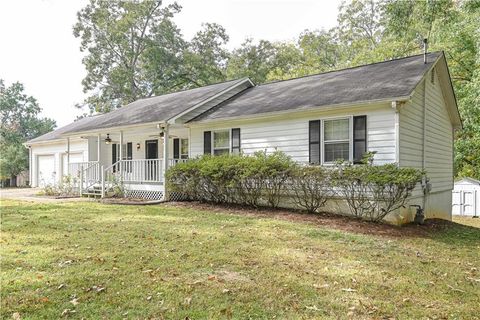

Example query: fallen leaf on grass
[341,288,357,292]
[222,289,231,294]
[12,312,21,320]
[69,298,79,306]
[86,285,106,293]
[61,309,75,317]
[305,305,321,312]
[447,285,466,293]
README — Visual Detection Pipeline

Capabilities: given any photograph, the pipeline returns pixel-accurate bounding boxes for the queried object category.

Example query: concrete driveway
[0,188,91,203]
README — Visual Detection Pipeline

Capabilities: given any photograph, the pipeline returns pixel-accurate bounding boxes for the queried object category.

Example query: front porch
[65,124,189,200]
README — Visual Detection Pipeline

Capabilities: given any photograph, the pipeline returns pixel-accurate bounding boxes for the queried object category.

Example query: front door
[145,140,158,181]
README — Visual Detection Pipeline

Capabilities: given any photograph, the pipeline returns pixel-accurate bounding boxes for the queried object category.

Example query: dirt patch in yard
[169,201,474,238]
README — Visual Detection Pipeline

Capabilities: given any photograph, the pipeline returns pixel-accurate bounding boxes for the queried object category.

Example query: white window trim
[319,116,354,165]
[180,138,189,159]
[212,129,231,155]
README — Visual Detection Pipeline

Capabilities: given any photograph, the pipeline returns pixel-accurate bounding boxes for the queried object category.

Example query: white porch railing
[74,158,187,197]
[119,159,164,183]
[68,161,98,177]
[168,159,188,166]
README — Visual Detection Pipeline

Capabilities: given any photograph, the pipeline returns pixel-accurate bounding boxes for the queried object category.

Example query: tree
[226,38,277,84]
[74,1,230,113]
[184,23,230,86]
[74,0,186,113]
[0,80,56,186]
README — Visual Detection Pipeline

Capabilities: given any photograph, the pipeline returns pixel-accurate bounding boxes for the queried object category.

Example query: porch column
[97,134,101,163]
[119,131,124,173]
[66,137,70,175]
[163,124,169,200]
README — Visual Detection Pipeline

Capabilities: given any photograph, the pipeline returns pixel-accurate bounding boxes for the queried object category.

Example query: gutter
[186,96,412,127]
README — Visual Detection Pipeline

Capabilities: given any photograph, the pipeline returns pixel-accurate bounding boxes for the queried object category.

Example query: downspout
[391,101,401,166]
[422,80,428,212]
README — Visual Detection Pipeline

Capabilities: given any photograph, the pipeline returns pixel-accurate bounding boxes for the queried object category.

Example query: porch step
[82,188,102,198]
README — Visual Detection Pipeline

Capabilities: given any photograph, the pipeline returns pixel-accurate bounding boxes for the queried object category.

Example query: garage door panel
[37,155,56,186]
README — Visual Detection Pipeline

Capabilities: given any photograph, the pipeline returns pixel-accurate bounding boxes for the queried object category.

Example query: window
[213,130,230,155]
[324,118,350,163]
[308,116,367,165]
[180,139,189,159]
[204,128,241,155]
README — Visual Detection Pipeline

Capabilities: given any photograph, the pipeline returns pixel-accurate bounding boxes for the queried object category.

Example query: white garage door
[62,152,84,176]
[37,155,56,186]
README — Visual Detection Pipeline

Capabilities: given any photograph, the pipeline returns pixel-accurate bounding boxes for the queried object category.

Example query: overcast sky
[0,0,341,127]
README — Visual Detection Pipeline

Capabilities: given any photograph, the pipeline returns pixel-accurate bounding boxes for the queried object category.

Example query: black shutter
[173,138,180,159]
[111,144,117,172]
[309,120,321,164]
[353,115,367,163]
[204,131,212,155]
[112,144,117,164]
[231,128,241,154]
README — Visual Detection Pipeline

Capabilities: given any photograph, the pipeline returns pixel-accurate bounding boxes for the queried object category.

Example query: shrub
[333,163,424,222]
[290,166,332,213]
[41,175,80,197]
[255,151,296,208]
[166,151,295,208]
[166,159,201,200]
[166,152,425,223]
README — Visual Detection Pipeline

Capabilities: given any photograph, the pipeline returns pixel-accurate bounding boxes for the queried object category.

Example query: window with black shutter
[353,116,367,163]
[203,131,212,155]
[231,128,241,155]
[309,120,321,164]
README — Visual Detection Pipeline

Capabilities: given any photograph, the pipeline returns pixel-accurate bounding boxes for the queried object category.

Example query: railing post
[101,165,105,198]
[79,169,83,197]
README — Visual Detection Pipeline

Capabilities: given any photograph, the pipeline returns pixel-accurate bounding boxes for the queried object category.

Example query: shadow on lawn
[168,201,480,245]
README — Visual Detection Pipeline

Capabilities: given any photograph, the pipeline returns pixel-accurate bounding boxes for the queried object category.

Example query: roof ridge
[257,51,442,87]
[133,78,245,103]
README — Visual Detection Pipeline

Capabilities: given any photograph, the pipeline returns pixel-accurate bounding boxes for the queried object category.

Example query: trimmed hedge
[166,151,424,222]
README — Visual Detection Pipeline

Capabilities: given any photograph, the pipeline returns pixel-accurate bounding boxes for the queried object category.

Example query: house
[25,51,461,221]
[452,178,479,217]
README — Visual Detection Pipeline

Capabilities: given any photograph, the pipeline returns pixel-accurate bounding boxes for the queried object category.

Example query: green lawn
[1,200,479,319]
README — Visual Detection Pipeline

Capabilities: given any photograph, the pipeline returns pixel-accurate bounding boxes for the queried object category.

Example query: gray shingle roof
[61,78,244,135]
[193,52,442,122]
[26,115,101,144]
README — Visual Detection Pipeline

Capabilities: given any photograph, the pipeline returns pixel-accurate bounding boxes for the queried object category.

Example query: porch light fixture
[136,143,141,150]
[105,134,112,144]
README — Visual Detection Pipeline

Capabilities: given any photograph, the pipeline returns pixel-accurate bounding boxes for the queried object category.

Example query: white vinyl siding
[190,104,396,165]
[425,70,454,192]
[399,70,453,194]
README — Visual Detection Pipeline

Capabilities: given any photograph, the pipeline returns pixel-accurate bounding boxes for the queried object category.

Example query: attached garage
[452,178,479,217]
[37,155,56,187]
